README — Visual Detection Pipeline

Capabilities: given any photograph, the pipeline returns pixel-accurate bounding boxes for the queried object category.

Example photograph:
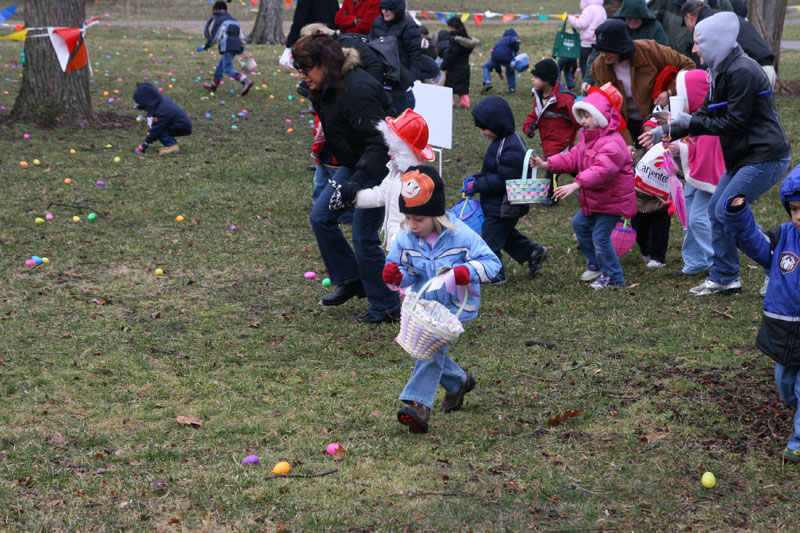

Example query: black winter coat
[369,0,421,79]
[133,83,192,145]
[673,47,789,175]
[313,61,393,188]
[471,96,529,218]
[285,0,339,47]
[440,30,479,95]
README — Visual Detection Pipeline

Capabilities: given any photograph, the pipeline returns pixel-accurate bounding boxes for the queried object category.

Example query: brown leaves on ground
[547,409,584,426]
[150,478,168,494]
[176,415,202,427]
[332,446,346,461]
[643,428,671,443]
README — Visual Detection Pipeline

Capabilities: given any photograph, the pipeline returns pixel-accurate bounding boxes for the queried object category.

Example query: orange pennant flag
[502,14,515,23]
[50,27,88,72]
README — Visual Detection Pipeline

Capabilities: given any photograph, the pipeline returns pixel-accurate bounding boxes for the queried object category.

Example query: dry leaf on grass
[176,415,203,427]
[332,446,346,460]
[45,499,64,507]
[643,428,670,443]
[47,432,68,447]
[547,408,584,426]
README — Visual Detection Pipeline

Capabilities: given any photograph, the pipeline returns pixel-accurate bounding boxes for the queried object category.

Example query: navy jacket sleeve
[722,197,773,269]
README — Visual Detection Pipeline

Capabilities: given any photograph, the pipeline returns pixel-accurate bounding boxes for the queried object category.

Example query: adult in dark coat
[438,17,480,105]
[640,12,791,296]
[293,33,401,324]
[370,0,421,113]
[285,0,339,48]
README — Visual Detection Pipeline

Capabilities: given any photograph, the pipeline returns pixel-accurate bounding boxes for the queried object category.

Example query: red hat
[588,82,627,131]
[652,65,678,101]
[386,109,435,162]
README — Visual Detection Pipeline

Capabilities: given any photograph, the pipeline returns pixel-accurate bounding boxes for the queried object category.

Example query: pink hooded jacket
[567,0,607,48]
[547,90,637,219]
[675,69,724,194]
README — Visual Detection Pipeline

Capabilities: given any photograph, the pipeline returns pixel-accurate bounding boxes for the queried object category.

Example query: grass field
[1,2,800,531]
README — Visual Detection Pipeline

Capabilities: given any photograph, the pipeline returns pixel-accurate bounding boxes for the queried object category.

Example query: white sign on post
[411,81,453,176]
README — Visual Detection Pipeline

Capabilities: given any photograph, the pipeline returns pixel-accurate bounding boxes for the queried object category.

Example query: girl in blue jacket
[723,165,800,465]
[383,166,501,434]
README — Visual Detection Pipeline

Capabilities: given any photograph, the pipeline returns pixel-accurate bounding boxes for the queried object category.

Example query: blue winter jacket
[471,96,529,218]
[133,83,192,145]
[723,165,800,366]
[386,212,502,322]
[490,29,520,65]
[203,12,245,54]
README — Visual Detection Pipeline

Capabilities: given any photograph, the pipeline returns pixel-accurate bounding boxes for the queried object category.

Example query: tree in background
[250,0,285,45]
[10,0,94,127]
[747,0,787,76]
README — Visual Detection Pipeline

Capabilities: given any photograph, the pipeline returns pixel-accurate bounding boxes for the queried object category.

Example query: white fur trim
[572,100,608,128]
[376,120,426,173]
[675,70,688,101]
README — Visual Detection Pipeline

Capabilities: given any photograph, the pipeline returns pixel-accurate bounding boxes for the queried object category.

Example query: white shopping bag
[634,144,671,202]
[278,47,294,70]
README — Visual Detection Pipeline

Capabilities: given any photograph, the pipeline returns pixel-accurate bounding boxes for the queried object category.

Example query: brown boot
[397,402,430,433]
[440,372,476,413]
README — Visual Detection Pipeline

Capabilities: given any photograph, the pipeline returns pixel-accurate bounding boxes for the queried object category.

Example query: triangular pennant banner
[85,15,103,25]
[484,10,500,18]
[422,11,431,21]
[474,14,483,26]
[435,12,446,23]
[538,14,548,21]
[518,14,530,20]
[49,27,88,72]
[0,27,25,40]
[0,4,17,25]
[460,13,469,22]
[502,14,515,23]
[556,11,568,21]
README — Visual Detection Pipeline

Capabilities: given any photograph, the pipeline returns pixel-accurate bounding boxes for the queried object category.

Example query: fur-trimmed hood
[453,35,480,49]
[341,46,362,74]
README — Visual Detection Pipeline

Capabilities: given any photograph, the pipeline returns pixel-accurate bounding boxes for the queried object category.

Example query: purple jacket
[547,92,636,219]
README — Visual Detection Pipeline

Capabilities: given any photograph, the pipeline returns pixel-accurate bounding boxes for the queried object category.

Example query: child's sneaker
[646,259,665,268]
[528,245,549,277]
[240,79,254,96]
[159,144,180,155]
[580,265,602,282]
[440,372,476,413]
[781,448,800,464]
[203,81,218,93]
[690,278,742,296]
[589,275,611,290]
[397,402,430,433]
[641,255,650,263]
[480,82,493,94]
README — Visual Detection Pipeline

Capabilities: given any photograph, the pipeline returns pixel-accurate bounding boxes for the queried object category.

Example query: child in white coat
[355,109,435,251]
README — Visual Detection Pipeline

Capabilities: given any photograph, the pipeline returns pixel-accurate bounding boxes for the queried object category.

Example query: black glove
[339,179,362,205]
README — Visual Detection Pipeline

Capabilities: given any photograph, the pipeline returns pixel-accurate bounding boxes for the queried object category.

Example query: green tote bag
[553,19,580,59]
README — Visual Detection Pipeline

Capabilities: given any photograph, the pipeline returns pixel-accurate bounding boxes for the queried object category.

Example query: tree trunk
[249,0,285,45]
[9,0,95,127]
[747,0,787,76]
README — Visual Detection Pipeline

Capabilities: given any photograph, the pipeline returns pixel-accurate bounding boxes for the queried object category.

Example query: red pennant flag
[502,14,515,23]
[474,14,483,26]
[49,27,88,72]
[422,11,431,21]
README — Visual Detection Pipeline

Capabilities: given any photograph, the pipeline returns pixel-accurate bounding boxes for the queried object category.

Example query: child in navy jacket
[198,1,253,96]
[723,164,800,465]
[133,83,192,156]
[481,28,520,94]
[463,96,548,285]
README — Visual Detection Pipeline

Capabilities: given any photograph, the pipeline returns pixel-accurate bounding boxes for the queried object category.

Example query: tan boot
[440,372,476,413]
[159,145,180,156]
[397,402,430,433]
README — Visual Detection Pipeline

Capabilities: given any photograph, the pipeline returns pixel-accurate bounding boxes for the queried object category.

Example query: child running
[355,109,435,251]
[198,1,253,96]
[384,165,501,433]
[532,87,636,288]
[133,83,192,156]
[723,165,800,465]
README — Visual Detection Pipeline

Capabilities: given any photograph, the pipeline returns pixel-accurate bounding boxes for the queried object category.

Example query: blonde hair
[400,214,459,233]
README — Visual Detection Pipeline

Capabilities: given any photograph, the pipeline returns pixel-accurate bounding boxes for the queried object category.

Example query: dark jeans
[158,123,191,147]
[578,46,591,84]
[557,57,577,89]
[309,166,400,314]
[632,209,671,263]
[481,215,537,265]
[392,89,416,115]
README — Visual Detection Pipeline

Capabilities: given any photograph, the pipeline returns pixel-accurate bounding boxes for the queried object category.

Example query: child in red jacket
[522,59,580,206]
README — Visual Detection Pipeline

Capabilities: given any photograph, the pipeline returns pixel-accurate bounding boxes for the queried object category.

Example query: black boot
[320,281,366,306]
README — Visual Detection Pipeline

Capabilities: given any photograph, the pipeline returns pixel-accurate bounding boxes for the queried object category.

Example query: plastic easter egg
[42,257,49,264]
[45,213,53,220]
[23,133,30,139]
[19,161,28,167]
[229,225,238,231]
[231,125,238,130]
[272,461,290,475]
[35,217,44,224]
[155,268,164,276]
[64,178,72,184]
[326,443,341,455]
[33,159,41,166]
[32,256,43,264]
[69,149,76,154]
[25,259,35,267]
[113,156,121,163]
[72,216,80,223]
[322,278,331,287]
[175,215,184,222]
[304,271,316,279]
[701,472,716,488]
[96,180,105,186]
[87,213,97,221]
[242,455,260,465]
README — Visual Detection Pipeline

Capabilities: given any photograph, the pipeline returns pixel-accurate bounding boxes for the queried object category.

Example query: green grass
[1,7,800,531]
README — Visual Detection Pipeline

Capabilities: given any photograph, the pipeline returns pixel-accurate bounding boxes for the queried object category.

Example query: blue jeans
[707,157,790,284]
[681,183,714,274]
[310,166,400,314]
[481,59,515,92]
[573,211,624,286]
[214,52,240,82]
[312,164,354,223]
[557,57,577,89]
[392,89,415,115]
[775,363,800,452]
[399,345,467,409]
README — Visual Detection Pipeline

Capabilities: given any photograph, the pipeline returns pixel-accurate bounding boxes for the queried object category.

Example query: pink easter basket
[396,278,467,361]
[611,218,637,255]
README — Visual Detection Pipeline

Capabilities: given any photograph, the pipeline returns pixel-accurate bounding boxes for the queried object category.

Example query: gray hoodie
[695,12,740,76]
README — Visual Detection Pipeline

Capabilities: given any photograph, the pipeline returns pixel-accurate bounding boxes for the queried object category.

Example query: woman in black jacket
[370,0,421,113]
[438,17,480,108]
[293,33,401,324]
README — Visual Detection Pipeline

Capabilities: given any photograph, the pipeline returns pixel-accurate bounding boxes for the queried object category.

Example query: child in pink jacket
[565,0,606,86]
[532,87,636,288]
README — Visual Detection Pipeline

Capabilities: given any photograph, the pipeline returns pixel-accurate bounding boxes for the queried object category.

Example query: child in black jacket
[198,1,253,96]
[133,83,192,156]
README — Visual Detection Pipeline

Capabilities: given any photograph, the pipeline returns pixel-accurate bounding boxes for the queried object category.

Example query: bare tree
[9,0,95,127]
[249,0,285,45]
[747,0,787,75]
